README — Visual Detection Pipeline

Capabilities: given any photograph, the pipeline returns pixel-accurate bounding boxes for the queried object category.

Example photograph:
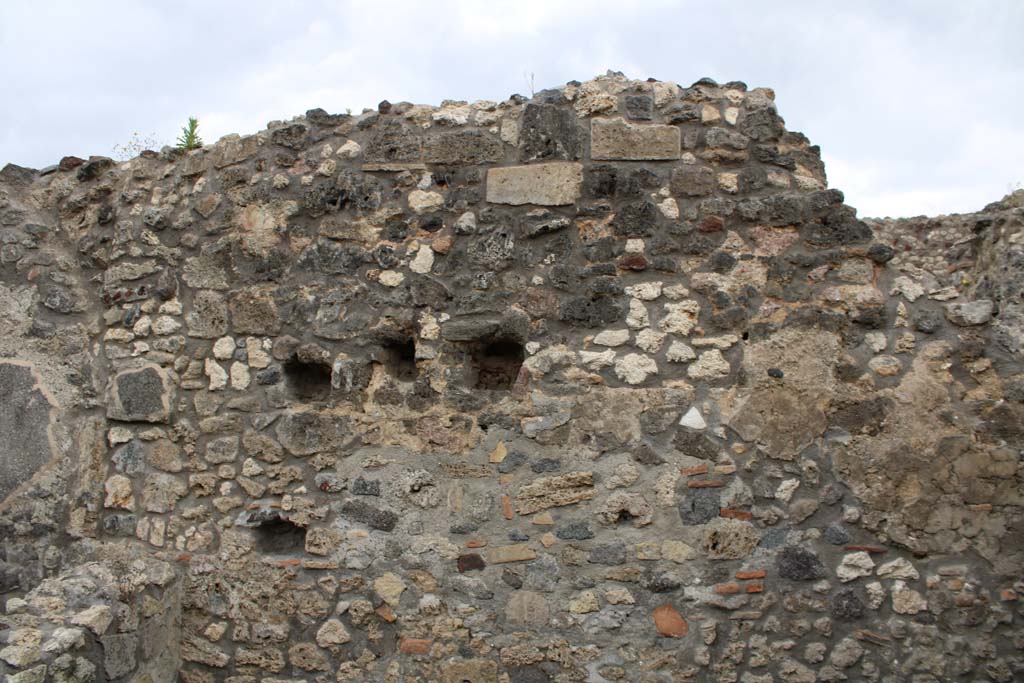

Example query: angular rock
[515,471,596,514]
[107,365,171,423]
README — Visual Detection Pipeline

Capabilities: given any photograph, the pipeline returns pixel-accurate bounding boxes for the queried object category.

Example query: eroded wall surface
[1,73,1022,683]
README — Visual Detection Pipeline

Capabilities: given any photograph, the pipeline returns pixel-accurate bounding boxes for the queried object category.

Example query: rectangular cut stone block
[486,162,583,206]
[591,118,681,160]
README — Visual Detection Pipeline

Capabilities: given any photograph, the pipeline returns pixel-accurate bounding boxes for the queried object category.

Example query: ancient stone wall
[0,72,1021,683]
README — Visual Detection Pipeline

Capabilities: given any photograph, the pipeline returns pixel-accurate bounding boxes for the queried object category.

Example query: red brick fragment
[652,603,688,638]
[375,604,396,622]
[502,495,514,520]
[735,569,766,580]
[399,638,432,654]
[746,582,764,593]
[720,508,752,521]
[714,582,741,595]
[680,463,709,476]
[687,480,725,488]
[844,545,887,553]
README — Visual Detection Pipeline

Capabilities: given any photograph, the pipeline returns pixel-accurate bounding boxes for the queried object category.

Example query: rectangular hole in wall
[472,339,525,390]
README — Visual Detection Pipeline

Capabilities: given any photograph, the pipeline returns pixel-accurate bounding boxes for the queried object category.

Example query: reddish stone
[680,463,709,476]
[618,253,648,271]
[375,604,396,622]
[844,545,887,553]
[457,553,486,573]
[735,569,766,580]
[720,508,752,521]
[714,582,740,595]
[502,494,514,520]
[687,479,725,488]
[698,216,724,233]
[746,582,764,593]
[399,638,432,654]
[431,235,454,254]
[466,538,487,548]
[58,156,85,171]
[652,603,688,638]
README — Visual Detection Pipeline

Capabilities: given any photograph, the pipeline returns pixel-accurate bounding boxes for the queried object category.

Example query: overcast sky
[1,0,1021,217]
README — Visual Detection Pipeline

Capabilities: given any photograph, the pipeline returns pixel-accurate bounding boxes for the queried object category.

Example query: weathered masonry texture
[1,72,1022,683]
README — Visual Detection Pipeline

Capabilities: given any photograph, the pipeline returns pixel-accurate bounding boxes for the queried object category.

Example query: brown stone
[515,471,596,515]
[399,638,432,654]
[457,553,486,572]
[486,544,537,564]
[652,603,689,637]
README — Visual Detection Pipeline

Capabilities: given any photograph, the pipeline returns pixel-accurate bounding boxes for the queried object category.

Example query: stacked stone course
[0,72,1022,682]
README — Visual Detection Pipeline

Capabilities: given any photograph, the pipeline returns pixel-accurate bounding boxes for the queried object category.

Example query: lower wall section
[0,545,180,683]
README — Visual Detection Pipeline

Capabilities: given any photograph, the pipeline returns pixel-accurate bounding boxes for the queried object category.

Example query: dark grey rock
[519,103,583,161]
[0,362,57,504]
[351,477,381,496]
[776,546,826,581]
[623,95,653,120]
[556,520,595,540]
[340,499,398,532]
[101,632,138,679]
[830,587,865,620]
[107,366,170,423]
[587,541,627,565]
[824,523,851,545]
[112,440,146,475]
[678,487,721,525]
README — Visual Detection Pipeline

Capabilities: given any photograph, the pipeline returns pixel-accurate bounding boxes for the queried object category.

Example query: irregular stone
[891,580,927,614]
[687,349,730,380]
[614,353,658,385]
[506,590,550,626]
[0,362,58,503]
[373,572,406,606]
[836,551,875,582]
[568,590,600,614]
[777,546,826,581]
[652,603,688,637]
[876,557,919,580]
[945,300,994,326]
[107,365,171,422]
[486,544,537,564]
[515,471,596,514]
[519,103,583,161]
[701,518,760,559]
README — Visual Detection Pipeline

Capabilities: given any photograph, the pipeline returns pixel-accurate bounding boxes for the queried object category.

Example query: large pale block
[591,118,681,160]
[486,162,583,206]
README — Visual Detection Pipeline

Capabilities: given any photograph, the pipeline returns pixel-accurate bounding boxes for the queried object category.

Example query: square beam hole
[472,339,524,390]
[283,355,332,401]
[381,338,418,381]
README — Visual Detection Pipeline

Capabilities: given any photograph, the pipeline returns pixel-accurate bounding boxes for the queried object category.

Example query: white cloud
[1,0,1021,217]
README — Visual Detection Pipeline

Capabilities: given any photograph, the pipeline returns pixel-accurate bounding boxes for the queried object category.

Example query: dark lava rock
[340,500,397,532]
[556,520,595,541]
[457,553,486,573]
[678,488,721,525]
[776,546,826,581]
[587,541,627,565]
[823,523,852,546]
[830,587,866,620]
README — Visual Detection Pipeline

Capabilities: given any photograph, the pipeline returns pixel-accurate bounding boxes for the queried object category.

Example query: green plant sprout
[177,117,203,150]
